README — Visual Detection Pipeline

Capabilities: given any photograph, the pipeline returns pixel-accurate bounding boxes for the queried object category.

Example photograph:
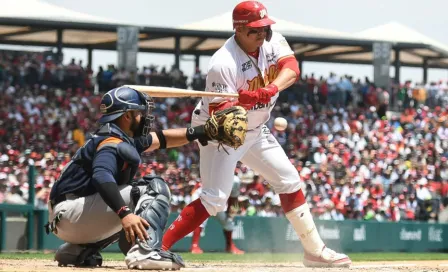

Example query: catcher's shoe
[56,251,103,267]
[125,249,185,270]
[54,243,103,267]
[226,244,245,255]
[190,244,203,254]
[303,246,351,268]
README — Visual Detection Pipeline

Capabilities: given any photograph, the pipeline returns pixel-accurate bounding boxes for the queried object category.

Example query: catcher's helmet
[98,86,155,136]
[232,1,276,29]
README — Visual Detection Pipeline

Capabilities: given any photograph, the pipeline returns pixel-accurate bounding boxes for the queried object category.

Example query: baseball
[274,117,288,131]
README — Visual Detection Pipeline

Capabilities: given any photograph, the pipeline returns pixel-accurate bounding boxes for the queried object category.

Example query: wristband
[209,100,238,114]
[186,126,208,141]
[186,125,210,146]
[117,205,132,219]
[264,83,279,94]
[156,130,167,149]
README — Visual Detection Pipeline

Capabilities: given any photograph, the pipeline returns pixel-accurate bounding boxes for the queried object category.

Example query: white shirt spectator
[416,186,432,201]
[313,151,327,165]
[331,209,344,221]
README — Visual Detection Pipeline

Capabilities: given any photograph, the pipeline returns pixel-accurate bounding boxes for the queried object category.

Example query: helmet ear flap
[266,26,272,42]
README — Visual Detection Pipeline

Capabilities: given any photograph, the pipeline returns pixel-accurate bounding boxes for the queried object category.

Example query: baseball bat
[125,85,239,98]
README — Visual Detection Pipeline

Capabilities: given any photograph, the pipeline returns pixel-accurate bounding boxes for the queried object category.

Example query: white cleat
[125,249,184,270]
[303,246,351,268]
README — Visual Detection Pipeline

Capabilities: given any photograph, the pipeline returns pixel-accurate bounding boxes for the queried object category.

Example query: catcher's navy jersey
[49,124,150,200]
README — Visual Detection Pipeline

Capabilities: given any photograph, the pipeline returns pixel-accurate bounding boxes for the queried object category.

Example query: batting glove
[238,84,278,105]
[257,83,278,103]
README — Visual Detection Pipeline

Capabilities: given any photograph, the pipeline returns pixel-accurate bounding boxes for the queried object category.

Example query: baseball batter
[162,1,351,268]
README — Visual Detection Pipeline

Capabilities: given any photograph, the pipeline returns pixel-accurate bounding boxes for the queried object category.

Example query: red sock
[279,189,306,213]
[191,227,202,247]
[224,230,233,250]
[162,199,210,250]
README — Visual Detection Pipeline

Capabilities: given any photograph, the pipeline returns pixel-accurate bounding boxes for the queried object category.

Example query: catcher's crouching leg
[55,232,120,267]
[123,175,185,270]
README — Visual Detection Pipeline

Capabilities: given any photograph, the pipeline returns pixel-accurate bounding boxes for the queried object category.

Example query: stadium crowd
[0,50,448,224]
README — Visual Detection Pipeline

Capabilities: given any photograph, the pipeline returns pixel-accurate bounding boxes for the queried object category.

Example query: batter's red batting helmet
[232,1,276,29]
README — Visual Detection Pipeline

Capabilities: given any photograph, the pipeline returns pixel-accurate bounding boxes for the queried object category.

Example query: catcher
[46,86,247,270]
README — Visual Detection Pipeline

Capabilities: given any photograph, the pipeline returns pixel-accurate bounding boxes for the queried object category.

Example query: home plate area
[1,259,448,272]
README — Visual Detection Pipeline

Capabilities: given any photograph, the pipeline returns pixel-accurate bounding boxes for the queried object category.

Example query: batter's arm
[271,56,300,92]
[266,32,300,93]
[238,55,299,104]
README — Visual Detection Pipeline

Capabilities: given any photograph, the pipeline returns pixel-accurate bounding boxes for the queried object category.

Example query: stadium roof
[178,15,448,69]
[177,12,377,61]
[179,12,357,39]
[0,0,123,24]
[0,0,447,70]
[353,22,448,68]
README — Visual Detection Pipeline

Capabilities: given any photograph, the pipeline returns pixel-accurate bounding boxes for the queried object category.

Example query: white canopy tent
[179,12,355,38]
[178,14,448,80]
[357,22,448,53]
[353,22,448,68]
[178,12,372,58]
[0,0,129,45]
[0,0,123,24]
[0,1,446,82]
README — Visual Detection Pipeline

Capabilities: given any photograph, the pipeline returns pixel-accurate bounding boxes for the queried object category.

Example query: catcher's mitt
[204,106,248,152]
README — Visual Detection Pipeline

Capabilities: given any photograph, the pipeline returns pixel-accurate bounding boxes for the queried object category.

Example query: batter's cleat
[303,246,351,268]
[226,244,245,255]
[125,249,185,270]
[190,244,204,254]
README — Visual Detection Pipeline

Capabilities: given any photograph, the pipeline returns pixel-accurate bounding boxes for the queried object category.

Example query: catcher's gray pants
[48,185,146,244]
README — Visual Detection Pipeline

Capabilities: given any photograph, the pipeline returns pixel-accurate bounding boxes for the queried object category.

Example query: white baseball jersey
[195,31,294,130]
[191,32,301,217]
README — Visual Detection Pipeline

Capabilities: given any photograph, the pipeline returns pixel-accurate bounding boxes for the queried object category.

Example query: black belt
[50,195,66,209]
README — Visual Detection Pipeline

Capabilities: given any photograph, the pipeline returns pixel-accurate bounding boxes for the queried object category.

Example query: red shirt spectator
[246,175,265,197]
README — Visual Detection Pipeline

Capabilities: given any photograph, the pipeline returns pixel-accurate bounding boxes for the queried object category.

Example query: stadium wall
[1,209,447,253]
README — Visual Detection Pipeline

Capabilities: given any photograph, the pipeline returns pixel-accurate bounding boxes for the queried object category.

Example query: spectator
[0,49,447,223]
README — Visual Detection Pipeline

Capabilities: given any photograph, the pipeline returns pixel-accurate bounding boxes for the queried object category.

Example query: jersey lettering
[250,102,270,111]
[246,64,278,91]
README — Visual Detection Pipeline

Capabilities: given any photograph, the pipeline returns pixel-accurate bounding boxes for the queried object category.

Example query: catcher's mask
[99,86,155,137]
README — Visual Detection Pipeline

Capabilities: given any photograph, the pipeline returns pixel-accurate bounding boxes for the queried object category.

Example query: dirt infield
[1,259,448,272]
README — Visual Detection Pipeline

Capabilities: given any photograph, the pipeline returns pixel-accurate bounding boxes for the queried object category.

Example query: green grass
[0,252,447,262]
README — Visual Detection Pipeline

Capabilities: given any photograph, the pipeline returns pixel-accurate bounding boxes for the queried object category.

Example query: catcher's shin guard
[123,175,185,269]
[55,232,120,267]
[121,176,171,253]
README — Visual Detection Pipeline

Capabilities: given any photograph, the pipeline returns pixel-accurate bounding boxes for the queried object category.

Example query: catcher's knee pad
[55,233,119,267]
[216,211,234,231]
[121,175,171,254]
